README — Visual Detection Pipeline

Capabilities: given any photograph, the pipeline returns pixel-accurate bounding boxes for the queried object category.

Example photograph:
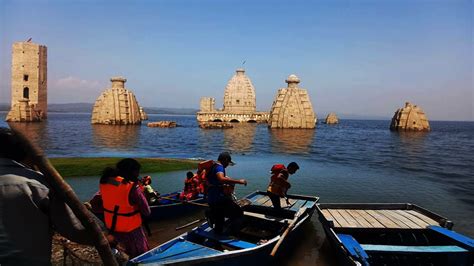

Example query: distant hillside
[0,102,198,115]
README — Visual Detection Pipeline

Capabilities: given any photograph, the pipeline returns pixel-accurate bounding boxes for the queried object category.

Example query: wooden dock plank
[366,210,400,228]
[357,210,385,228]
[335,210,361,227]
[290,199,306,211]
[249,193,265,203]
[406,210,440,226]
[346,210,374,228]
[396,210,430,228]
[328,209,351,228]
[263,198,275,207]
[255,195,270,206]
[378,210,411,229]
[321,209,341,227]
[280,198,296,209]
[385,210,422,229]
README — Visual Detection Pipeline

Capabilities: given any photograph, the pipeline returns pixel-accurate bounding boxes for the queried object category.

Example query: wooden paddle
[10,127,118,266]
[270,207,307,257]
[175,218,206,230]
[159,195,209,207]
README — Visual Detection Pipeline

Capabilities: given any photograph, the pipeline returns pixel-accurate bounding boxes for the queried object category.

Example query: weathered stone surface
[198,122,234,129]
[269,75,316,129]
[147,121,177,128]
[6,40,47,122]
[139,107,148,121]
[91,77,145,125]
[325,113,339,124]
[197,68,269,123]
[390,102,430,131]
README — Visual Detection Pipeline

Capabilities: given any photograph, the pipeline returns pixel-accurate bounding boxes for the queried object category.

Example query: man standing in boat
[207,152,247,234]
[267,162,300,211]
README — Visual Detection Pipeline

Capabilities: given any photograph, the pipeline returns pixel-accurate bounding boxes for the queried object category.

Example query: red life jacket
[99,176,142,233]
[267,164,291,197]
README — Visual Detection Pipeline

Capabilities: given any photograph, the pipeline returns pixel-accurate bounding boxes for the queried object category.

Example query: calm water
[1,112,473,265]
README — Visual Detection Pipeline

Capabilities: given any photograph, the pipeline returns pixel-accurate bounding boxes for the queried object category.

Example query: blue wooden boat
[317,203,474,266]
[148,191,207,220]
[129,191,319,265]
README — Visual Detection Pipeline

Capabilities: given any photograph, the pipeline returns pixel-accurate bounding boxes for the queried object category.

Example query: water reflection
[92,125,140,148]
[269,129,315,154]
[8,122,49,150]
[223,124,256,153]
[392,131,428,155]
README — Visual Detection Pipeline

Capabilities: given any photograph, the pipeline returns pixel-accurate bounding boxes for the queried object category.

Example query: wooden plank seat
[244,211,291,224]
[193,227,257,249]
[360,244,468,253]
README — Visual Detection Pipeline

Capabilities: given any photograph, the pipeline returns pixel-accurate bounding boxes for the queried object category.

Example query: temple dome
[390,102,430,131]
[223,68,256,113]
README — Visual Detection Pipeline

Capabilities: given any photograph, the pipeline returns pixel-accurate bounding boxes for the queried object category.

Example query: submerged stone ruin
[91,77,147,125]
[197,69,269,123]
[268,75,316,129]
[390,102,430,131]
[325,113,339,124]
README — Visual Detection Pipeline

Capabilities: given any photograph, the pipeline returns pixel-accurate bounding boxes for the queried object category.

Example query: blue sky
[0,0,472,120]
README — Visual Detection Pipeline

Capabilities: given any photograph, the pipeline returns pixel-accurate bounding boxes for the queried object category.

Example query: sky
[0,0,472,121]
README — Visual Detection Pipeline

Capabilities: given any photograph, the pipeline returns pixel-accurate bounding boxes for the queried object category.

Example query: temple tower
[6,40,47,122]
[223,68,256,113]
[325,113,339,124]
[390,102,430,131]
[91,77,146,125]
[200,97,216,112]
[269,74,316,129]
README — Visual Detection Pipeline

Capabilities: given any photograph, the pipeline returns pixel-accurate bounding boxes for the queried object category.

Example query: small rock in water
[147,121,177,128]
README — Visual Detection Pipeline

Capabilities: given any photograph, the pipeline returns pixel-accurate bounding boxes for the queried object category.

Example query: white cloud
[49,76,105,103]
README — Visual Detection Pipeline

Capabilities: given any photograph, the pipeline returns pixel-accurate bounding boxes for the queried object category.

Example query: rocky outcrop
[198,122,234,129]
[390,102,430,131]
[91,77,145,125]
[325,113,339,124]
[269,75,316,129]
[147,121,177,128]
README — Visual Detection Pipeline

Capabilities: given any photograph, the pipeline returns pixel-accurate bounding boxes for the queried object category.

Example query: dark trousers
[268,191,282,210]
[209,197,243,234]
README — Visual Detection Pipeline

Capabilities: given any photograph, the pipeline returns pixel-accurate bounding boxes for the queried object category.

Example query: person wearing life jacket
[99,158,151,258]
[180,171,199,200]
[206,152,247,234]
[267,162,300,210]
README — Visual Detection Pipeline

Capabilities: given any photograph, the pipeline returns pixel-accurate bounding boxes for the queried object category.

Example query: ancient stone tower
[223,68,256,113]
[200,97,216,112]
[325,113,339,124]
[269,75,316,129]
[91,77,146,125]
[390,102,430,131]
[6,40,47,122]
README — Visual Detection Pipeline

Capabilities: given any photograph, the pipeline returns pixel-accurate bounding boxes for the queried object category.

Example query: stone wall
[196,111,269,123]
[269,75,316,129]
[390,102,430,131]
[200,97,216,112]
[6,41,47,122]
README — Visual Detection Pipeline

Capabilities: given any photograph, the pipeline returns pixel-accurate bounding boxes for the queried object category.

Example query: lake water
[1,112,473,265]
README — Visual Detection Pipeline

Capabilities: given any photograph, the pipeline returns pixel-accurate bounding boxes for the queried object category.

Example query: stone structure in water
[268,75,316,129]
[390,102,430,131]
[325,113,339,124]
[6,40,48,122]
[91,77,147,125]
[197,69,269,123]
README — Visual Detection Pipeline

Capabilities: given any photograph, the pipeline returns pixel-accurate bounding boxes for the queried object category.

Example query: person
[98,158,151,258]
[180,171,199,201]
[266,162,300,211]
[141,175,160,205]
[0,127,94,265]
[206,152,247,234]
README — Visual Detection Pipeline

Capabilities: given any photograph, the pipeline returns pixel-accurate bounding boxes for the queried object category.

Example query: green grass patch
[50,157,199,177]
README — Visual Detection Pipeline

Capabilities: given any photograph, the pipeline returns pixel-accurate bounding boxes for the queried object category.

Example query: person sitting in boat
[206,152,247,234]
[180,171,200,201]
[99,158,151,258]
[141,175,160,205]
[266,162,300,211]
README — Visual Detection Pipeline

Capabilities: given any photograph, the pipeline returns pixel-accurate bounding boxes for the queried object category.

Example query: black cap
[218,152,235,166]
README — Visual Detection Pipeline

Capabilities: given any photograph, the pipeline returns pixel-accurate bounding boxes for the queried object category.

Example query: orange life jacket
[267,164,291,197]
[184,177,198,194]
[99,176,142,233]
[198,160,215,194]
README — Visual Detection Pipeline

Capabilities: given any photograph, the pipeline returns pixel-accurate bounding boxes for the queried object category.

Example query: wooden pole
[175,218,205,230]
[270,207,307,257]
[10,127,118,266]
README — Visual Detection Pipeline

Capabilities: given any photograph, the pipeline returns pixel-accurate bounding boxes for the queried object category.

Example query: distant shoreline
[50,157,199,178]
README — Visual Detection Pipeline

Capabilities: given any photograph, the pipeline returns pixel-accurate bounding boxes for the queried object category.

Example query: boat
[129,190,319,265]
[317,203,474,266]
[148,191,207,220]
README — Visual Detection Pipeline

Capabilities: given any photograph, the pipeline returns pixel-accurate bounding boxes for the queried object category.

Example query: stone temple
[91,77,147,125]
[325,112,339,124]
[390,102,430,131]
[6,40,47,122]
[197,68,269,123]
[269,74,316,129]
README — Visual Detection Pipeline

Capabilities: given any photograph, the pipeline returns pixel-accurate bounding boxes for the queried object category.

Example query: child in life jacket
[141,176,160,205]
[266,162,300,210]
[180,171,199,200]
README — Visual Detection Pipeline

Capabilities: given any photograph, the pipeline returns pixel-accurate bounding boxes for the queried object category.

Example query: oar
[10,127,118,266]
[175,218,206,230]
[270,207,307,257]
[159,195,209,207]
